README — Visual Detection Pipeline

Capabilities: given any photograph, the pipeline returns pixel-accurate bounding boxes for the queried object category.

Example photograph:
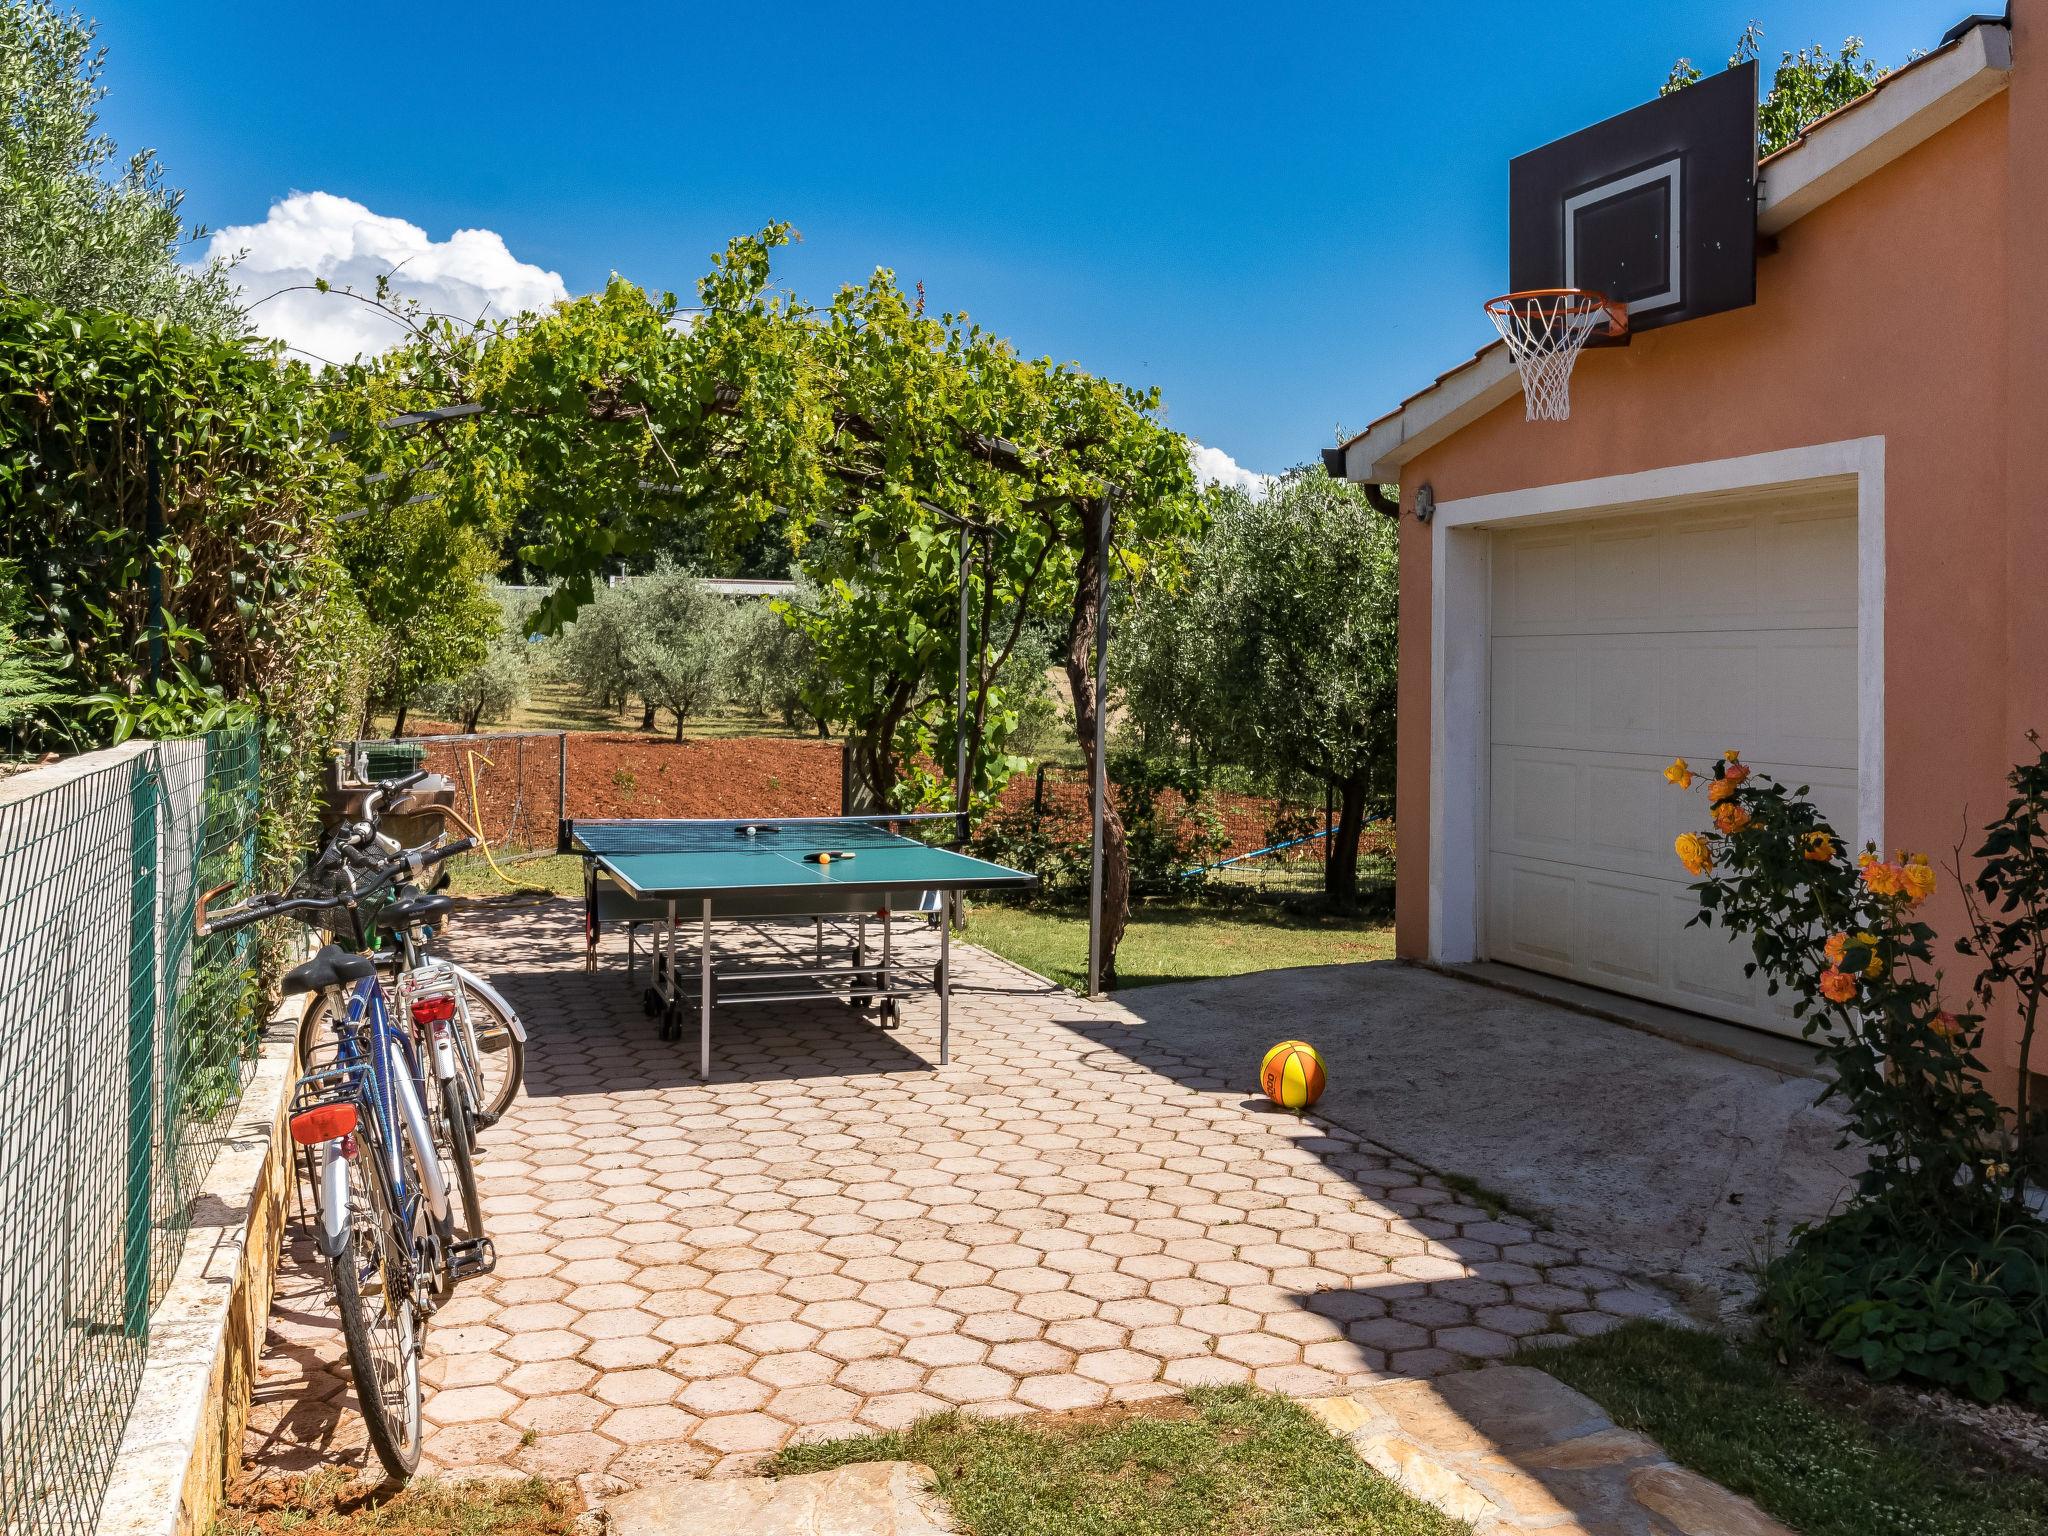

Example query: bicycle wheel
[439,1075,483,1241]
[328,1135,424,1479]
[454,977,523,1128]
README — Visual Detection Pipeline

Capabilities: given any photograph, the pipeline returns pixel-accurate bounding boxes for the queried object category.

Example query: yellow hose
[454,749,529,889]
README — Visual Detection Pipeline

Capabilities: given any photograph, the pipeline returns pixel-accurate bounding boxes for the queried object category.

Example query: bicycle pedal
[446,1237,496,1281]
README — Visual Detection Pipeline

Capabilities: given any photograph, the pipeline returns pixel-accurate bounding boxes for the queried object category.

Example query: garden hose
[455,752,528,890]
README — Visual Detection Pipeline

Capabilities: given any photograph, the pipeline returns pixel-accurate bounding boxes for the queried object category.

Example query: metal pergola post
[1087,493,1112,999]
[954,526,972,840]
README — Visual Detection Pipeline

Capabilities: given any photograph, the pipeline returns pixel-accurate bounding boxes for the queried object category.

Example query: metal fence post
[123,753,158,1338]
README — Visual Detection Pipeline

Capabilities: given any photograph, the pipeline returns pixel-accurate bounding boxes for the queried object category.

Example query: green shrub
[1761,1202,2048,1405]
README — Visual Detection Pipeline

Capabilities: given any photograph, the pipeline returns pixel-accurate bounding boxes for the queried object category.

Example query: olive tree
[417,585,538,732]
[621,565,734,742]
[0,0,240,332]
[1121,473,1397,899]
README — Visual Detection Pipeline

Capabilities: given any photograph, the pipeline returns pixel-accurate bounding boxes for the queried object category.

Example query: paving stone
[244,904,1682,1488]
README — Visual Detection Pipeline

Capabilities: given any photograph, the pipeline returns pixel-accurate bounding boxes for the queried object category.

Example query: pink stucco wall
[1391,24,2043,1096]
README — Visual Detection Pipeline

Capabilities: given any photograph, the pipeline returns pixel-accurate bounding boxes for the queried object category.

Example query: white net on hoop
[1485,291,1609,422]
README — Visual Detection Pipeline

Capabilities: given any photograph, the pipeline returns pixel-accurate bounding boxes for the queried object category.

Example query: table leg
[939,901,950,1067]
[664,900,676,1027]
[881,907,894,1003]
[814,916,823,965]
[700,897,712,1079]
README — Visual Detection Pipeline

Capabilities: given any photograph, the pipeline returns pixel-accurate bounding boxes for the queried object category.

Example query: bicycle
[318,769,527,1133]
[199,832,491,1478]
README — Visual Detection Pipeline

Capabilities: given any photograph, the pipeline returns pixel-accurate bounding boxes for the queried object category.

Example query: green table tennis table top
[564,816,1038,903]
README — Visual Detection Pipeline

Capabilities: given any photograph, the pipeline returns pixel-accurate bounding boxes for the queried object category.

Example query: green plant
[1110,749,1228,894]
[1953,733,2048,1193]
[1759,1202,2048,1404]
[1664,26,1889,158]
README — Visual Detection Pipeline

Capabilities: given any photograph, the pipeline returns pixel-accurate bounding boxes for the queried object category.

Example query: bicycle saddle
[377,889,454,931]
[283,944,378,996]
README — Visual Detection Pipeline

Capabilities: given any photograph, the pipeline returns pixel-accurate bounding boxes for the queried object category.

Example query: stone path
[1308,1366,1794,1535]
[245,901,1683,1491]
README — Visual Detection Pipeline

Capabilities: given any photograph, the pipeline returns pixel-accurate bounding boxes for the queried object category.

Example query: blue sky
[93,0,1968,477]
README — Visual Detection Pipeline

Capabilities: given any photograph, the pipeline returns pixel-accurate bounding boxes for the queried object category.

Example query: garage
[1482,489,1860,1034]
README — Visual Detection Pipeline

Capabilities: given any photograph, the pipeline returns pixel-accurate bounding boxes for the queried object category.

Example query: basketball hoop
[1484,289,1629,422]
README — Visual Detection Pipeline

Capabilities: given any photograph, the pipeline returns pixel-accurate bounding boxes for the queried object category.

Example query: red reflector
[410,995,456,1025]
[290,1104,357,1145]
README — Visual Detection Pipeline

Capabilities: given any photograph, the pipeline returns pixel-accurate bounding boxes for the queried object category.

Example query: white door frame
[1427,436,1886,964]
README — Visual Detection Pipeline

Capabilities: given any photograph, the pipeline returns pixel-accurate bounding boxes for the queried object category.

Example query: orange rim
[1484,288,1630,336]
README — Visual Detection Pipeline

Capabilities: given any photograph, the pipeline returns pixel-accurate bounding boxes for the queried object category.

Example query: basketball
[1260,1040,1326,1110]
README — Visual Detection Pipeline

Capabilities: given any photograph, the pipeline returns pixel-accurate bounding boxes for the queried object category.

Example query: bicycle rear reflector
[409,995,456,1025]
[290,1103,359,1144]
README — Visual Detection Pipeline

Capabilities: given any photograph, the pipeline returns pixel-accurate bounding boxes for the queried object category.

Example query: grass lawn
[769,1387,1461,1536]
[1522,1321,2048,1536]
[963,898,1395,990]
[217,1472,575,1536]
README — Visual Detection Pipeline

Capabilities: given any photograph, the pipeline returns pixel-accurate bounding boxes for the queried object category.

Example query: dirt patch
[219,1471,581,1536]
[388,726,844,847]
[1025,1393,1203,1436]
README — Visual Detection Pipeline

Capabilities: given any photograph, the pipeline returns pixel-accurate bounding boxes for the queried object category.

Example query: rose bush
[1668,750,2047,1403]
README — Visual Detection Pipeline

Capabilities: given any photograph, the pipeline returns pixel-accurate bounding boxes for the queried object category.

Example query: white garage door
[1484,494,1860,1034]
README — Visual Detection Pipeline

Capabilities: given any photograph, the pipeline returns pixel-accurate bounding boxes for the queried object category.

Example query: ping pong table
[562,814,1037,1075]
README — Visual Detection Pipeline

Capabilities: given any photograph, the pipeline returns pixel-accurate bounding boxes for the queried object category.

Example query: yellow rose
[1674,832,1713,877]
[1802,832,1836,863]
[1664,758,1696,790]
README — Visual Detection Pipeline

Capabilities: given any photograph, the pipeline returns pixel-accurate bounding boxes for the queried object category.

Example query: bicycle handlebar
[196,835,477,938]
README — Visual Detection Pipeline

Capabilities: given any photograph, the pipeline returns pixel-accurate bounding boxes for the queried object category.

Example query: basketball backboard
[1508,61,1759,333]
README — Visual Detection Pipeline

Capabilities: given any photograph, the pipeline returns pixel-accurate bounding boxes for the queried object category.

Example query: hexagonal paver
[244,904,1680,1486]
[925,1364,1015,1405]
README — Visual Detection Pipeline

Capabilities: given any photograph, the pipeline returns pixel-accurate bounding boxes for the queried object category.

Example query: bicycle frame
[305,972,450,1262]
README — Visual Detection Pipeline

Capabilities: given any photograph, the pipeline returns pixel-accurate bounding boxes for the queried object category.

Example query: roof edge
[1340,16,2013,483]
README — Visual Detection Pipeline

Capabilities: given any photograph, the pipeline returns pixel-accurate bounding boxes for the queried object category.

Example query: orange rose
[1931,1010,1961,1039]
[1674,832,1713,877]
[1721,754,1750,786]
[1823,932,1848,966]
[1860,860,1903,898]
[1711,801,1751,835]
[1802,832,1836,863]
[1708,778,1738,805]
[1900,855,1936,907]
[1819,967,1857,1004]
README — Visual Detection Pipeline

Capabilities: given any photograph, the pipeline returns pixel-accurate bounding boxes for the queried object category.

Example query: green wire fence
[0,724,264,1536]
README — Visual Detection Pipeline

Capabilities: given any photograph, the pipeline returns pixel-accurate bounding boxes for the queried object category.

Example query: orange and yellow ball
[1260,1040,1326,1110]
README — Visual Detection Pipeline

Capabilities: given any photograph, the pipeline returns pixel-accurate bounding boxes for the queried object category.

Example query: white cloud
[1188,441,1275,497]
[203,191,569,364]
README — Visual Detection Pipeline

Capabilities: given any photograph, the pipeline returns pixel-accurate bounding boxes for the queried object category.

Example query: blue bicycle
[200,831,490,1478]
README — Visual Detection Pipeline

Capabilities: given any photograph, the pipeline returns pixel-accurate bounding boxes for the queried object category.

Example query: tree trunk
[391,700,409,738]
[1062,499,1129,990]
[673,710,687,743]
[1325,773,1370,900]
[464,699,484,733]
[640,698,657,730]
